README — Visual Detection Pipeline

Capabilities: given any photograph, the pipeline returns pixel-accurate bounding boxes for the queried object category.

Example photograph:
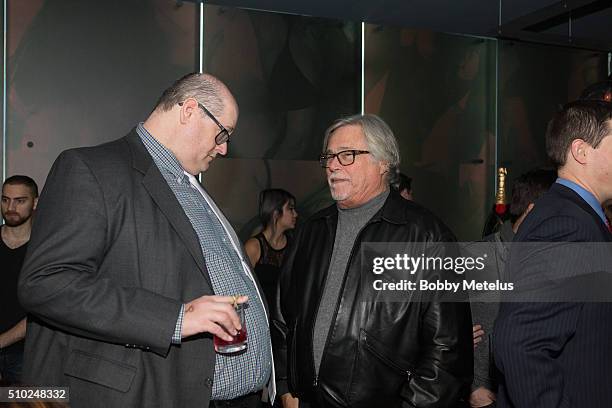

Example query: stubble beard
[2,213,31,227]
[328,179,351,202]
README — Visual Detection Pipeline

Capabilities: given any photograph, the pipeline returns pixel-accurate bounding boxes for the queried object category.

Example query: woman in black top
[245,189,297,307]
[245,189,298,407]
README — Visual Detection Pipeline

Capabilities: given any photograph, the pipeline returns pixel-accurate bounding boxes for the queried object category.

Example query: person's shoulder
[305,203,337,224]
[517,208,594,243]
[73,135,130,160]
[518,185,602,241]
[56,134,125,158]
[289,204,336,240]
[383,192,456,241]
[55,135,133,174]
[535,183,592,216]
[245,236,260,249]
[244,237,261,264]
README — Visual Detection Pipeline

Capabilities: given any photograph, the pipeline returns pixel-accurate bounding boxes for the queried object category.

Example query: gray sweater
[312,191,389,373]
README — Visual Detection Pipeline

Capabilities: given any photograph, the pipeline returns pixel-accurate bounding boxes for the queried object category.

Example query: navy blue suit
[493,183,612,408]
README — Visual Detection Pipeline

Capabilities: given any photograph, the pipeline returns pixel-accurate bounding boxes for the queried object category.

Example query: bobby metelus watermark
[361,242,612,303]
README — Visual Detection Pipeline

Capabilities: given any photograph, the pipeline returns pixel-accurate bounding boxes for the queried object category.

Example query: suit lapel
[126,131,213,289]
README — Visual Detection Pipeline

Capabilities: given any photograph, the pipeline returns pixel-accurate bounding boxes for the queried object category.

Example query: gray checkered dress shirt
[137,124,272,400]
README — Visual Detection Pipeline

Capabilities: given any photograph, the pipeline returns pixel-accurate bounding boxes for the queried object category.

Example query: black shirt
[0,230,27,352]
[253,232,286,309]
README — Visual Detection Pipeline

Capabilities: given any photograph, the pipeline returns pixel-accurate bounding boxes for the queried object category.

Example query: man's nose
[327,155,342,171]
[8,200,18,211]
[216,142,228,156]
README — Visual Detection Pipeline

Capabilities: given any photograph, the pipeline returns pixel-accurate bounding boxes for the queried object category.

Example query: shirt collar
[136,122,186,181]
[556,178,607,224]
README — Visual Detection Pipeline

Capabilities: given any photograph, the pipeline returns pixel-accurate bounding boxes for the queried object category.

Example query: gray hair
[323,114,401,185]
[154,72,235,117]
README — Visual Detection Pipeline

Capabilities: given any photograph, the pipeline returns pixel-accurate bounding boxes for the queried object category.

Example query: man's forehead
[327,125,367,148]
[219,104,238,132]
[2,184,34,196]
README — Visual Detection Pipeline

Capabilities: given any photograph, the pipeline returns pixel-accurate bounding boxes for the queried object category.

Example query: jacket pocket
[361,329,413,378]
[64,349,136,392]
[348,329,413,407]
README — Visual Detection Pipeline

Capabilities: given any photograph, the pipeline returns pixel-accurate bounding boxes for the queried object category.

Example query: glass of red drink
[214,303,247,354]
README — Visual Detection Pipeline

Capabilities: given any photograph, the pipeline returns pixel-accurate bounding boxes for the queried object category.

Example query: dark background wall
[1,0,609,241]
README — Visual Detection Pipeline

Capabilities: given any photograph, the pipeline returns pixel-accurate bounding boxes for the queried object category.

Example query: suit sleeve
[18,150,182,356]
[494,301,579,407]
[401,235,474,408]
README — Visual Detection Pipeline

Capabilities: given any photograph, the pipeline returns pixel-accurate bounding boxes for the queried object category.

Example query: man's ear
[179,98,198,124]
[33,197,39,211]
[569,139,588,165]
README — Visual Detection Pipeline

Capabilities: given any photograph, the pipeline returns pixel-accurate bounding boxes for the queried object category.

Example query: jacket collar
[551,182,606,225]
[125,128,153,175]
[313,189,411,225]
[124,127,213,288]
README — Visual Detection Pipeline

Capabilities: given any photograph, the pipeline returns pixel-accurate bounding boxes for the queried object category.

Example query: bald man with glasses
[19,73,274,408]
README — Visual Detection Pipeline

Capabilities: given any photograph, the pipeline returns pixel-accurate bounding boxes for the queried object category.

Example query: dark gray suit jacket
[18,130,219,407]
[494,183,612,408]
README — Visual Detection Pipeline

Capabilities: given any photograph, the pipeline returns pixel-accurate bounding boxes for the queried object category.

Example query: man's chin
[2,217,27,227]
[330,189,349,202]
[198,159,213,173]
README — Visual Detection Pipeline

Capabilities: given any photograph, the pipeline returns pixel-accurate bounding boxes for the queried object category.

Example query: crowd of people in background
[1,73,612,408]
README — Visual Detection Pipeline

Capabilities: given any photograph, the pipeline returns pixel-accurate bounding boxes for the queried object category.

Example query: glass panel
[365,25,496,240]
[498,41,608,179]
[5,0,198,188]
[203,5,360,160]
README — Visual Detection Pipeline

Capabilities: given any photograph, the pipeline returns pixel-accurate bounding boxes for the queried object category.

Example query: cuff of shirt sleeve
[172,304,185,344]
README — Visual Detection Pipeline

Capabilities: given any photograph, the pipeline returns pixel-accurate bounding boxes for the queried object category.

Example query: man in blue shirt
[494,100,612,407]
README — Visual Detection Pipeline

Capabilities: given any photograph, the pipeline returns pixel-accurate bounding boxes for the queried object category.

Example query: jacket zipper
[312,217,380,387]
[362,331,413,379]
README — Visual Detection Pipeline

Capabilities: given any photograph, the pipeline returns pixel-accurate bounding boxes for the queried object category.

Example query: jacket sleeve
[272,224,303,397]
[401,238,474,407]
[18,150,182,356]
[493,301,578,407]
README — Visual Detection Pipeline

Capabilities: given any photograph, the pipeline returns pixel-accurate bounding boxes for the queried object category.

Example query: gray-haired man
[274,114,473,408]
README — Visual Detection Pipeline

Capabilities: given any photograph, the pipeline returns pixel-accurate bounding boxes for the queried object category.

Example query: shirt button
[204,377,213,388]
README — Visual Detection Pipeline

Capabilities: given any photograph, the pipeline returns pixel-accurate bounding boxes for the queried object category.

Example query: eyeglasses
[319,150,370,168]
[178,101,231,145]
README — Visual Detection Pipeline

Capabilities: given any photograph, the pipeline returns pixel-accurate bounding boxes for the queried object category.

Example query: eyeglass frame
[319,149,371,168]
[178,100,231,145]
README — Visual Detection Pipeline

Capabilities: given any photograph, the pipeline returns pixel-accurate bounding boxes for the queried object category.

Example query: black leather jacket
[274,191,473,408]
